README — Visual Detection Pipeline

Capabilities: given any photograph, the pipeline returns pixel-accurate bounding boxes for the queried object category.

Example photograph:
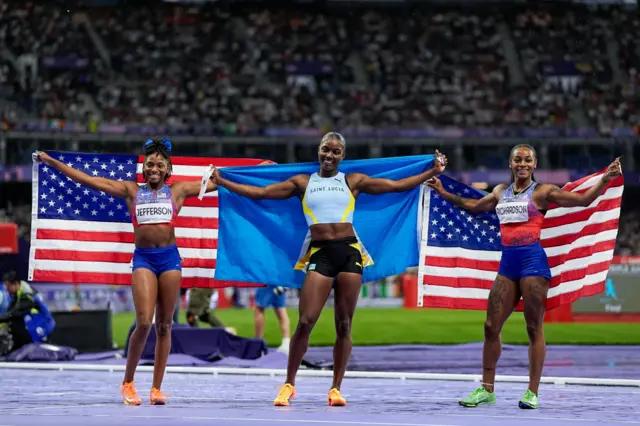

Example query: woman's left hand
[602,157,622,182]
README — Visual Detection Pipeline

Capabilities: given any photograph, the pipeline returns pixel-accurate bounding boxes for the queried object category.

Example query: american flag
[28,151,266,288]
[418,171,624,311]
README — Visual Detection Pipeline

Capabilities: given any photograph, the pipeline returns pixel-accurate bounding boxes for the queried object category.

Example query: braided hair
[143,138,173,182]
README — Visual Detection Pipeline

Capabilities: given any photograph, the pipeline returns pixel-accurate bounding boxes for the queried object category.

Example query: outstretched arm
[213,168,305,200]
[350,150,448,195]
[545,183,605,208]
[544,157,622,208]
[35,152,134,199]
[427,177,503,213]
[173,178,218,200]
[350,168,439,194]
[175,160,275,200]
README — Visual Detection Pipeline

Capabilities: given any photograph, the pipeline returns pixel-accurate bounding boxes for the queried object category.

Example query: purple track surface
[67,343,640,379]
[1,368,639,426]
[304,344,640,378]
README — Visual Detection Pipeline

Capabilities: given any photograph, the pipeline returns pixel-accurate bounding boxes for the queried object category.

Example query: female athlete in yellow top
[213,132,446,407]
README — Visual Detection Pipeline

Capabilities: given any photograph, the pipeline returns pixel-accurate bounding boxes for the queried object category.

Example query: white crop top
[301,172,355,226]
[131,184,178,227]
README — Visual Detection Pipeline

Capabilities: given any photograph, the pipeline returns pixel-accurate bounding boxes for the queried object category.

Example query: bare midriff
[309,222,356,242]
[134,225,177,248]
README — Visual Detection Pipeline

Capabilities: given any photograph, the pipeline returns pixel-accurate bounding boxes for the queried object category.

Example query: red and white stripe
[418,171,624,311]
[29,156,266,288]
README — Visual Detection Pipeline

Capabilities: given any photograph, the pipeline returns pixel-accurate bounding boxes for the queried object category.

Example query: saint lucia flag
[213,155,435,288]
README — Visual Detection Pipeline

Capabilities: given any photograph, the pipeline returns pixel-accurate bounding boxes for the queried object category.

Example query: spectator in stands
[2,2,639,134]
[0,270,56,353]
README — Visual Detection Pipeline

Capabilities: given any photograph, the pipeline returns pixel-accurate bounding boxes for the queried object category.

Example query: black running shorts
[306,236,363,278]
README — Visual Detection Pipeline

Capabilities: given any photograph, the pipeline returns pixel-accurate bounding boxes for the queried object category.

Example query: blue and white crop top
[131,184,178,227]
[301,172,355,226]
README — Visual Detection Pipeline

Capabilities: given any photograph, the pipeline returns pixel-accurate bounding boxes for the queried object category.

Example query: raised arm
[542,157,622,208]
[173,177,218,200]
[35,151,135,199]
[350,168,439,195]
[349,150,447,195]
[427,177,503,213]
[213,167,305,200]
[174,160,275,200]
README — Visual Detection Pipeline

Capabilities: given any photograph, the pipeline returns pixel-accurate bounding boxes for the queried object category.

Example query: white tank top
[301,172,355,226]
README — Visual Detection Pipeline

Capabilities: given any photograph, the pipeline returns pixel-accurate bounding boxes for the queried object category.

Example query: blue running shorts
[497,242,552,282]
[132,245,182,276]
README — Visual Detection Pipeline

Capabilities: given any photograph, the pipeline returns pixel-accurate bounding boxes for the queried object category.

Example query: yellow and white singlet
[294,172,374,270]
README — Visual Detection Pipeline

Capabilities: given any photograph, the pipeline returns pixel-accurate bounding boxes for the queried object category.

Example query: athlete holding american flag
[427,144,622,410]
[33,138,219,407]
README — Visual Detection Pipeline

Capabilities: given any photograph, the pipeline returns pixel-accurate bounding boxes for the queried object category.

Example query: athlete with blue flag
[212,132,447,407]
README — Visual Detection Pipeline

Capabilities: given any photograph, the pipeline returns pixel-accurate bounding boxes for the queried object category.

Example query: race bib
[496,201,529,224]
[134,202,174,225]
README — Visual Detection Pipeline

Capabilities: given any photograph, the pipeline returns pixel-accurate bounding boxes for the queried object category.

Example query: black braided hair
[143,138,173,182]
[509,144,537,183]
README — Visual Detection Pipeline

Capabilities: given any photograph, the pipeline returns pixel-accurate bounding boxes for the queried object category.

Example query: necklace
[513,181,533,196]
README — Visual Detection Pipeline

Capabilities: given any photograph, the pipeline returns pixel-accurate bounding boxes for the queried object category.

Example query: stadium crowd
[615,211,640,256]
[0,2,639,134]
[1,2,638,249]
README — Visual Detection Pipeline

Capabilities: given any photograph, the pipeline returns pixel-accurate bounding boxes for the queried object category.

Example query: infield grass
[111,308,640,348]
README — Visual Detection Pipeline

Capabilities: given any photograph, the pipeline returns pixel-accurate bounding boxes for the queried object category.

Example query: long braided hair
[143,138,173,182]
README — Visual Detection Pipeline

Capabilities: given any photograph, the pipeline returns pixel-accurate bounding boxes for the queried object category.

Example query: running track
[1,368,638,426]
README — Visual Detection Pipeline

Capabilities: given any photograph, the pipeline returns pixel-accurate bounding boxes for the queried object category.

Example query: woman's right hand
[211,166,221,183]
[426,176,445,194]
